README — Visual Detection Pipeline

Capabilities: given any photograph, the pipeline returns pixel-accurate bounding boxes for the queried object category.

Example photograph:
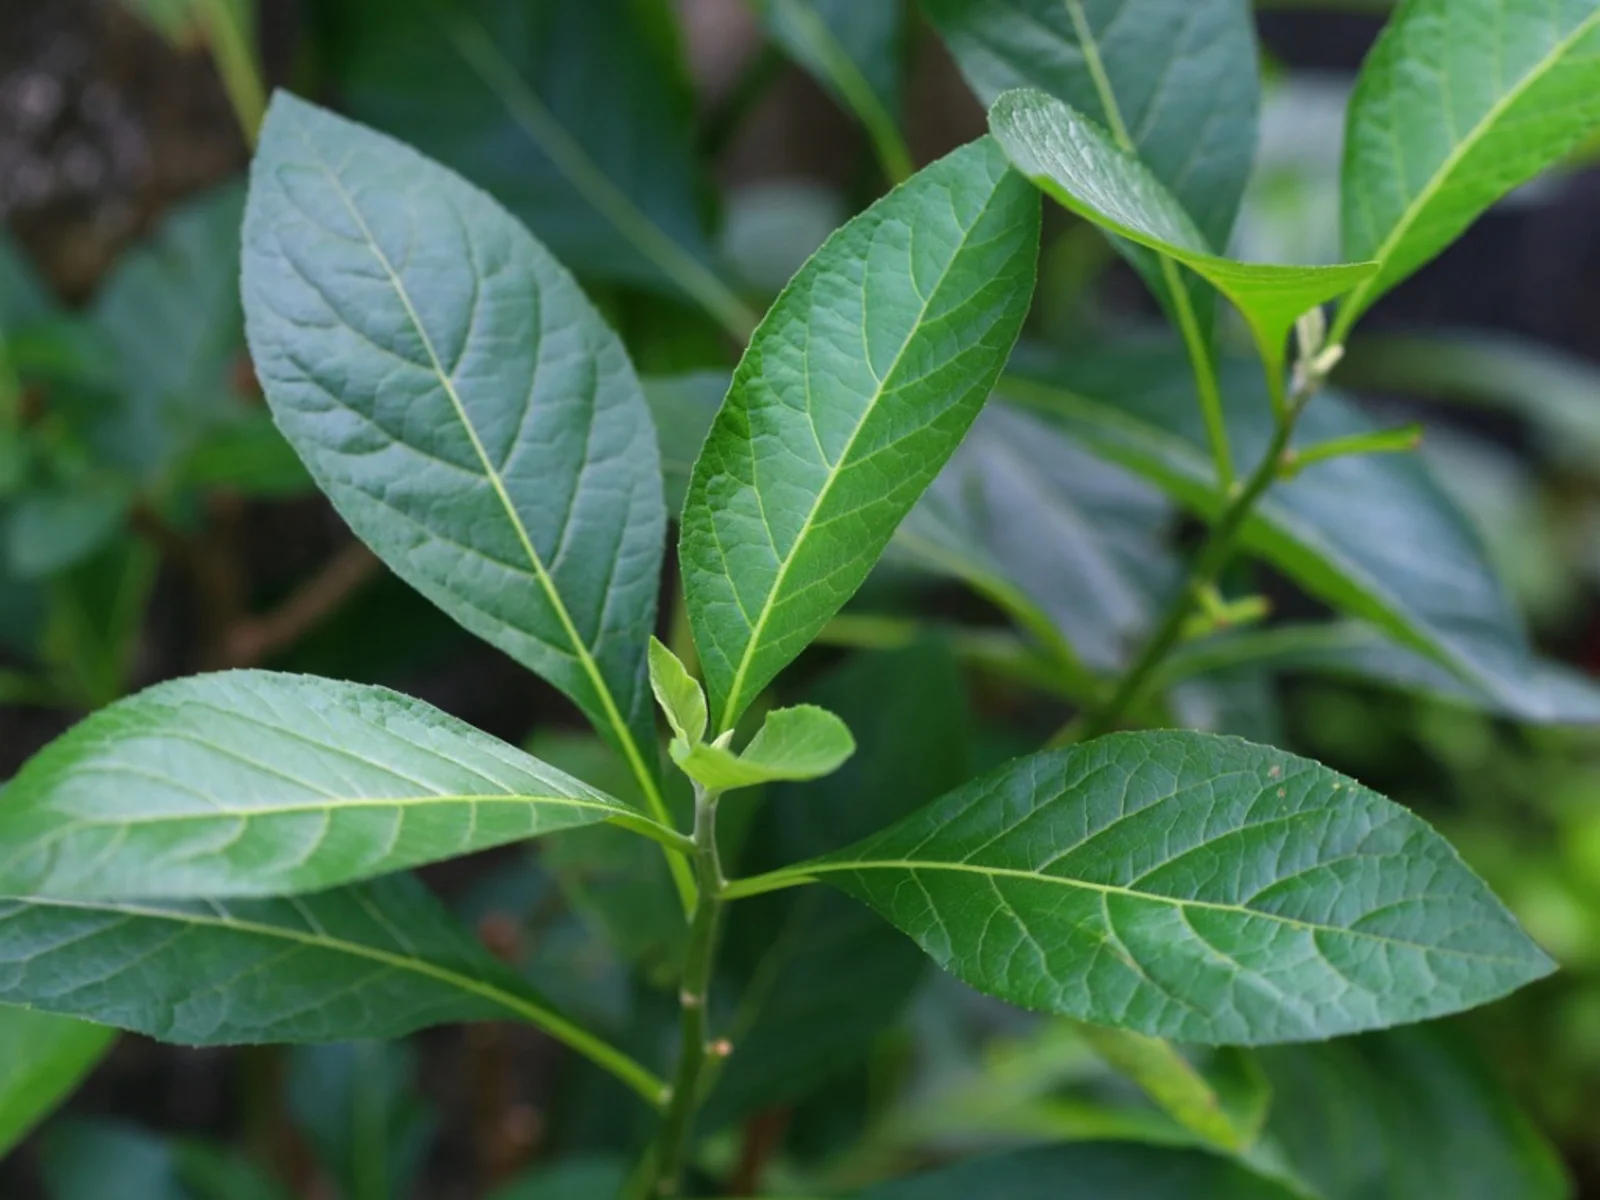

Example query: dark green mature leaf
[681,137,1039,731]
[4,483,131,581]
[705,644,970,1126]
[287,1041,435,1200]
[331,0,748,330]
[0,1007,113,1156]
[1260,1026,1569,1199]
[242,95,669,807]
[40,1120,293,1200]
[990,89,1374,365]
[1004,347,1569,719]
[922,0,1260,249]
[1338,0,1600,331]
[0,873,663,1102]
[755,0,910,181]
[758,730,1552,1044]
[898,403,1173,677]
[856,1143,1296,1199]
[0,671,657,900]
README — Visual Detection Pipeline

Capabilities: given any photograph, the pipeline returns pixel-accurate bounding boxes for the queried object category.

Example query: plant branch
[220,542,383,667]
[194,0,267,144]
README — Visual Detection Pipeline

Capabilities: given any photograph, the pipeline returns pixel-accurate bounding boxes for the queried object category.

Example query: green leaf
[755,0,911,181]
[645,371,727,518]
[178,409,315,499]
[989,88,1374,367]
[0,671,661,901]
[1337,0,1600,333]
[681,137,1039,731]
[749,730,1553,1044]
[1081,1027,1268,1153]
[0,232,53,329]
[40,1120,293,1200]
[855,1142,1297,1199]
[706,643,970,1126]
[1260,1025,1569,1199]
[672,703,855,792]
[1004,346,1565,720]
[0,1007,113,1156]
[241,94,671,821]
[922,0,1260,250]
[329,0,752,333]
[287,1041,435,1200]
[648,636,707,746]
[0,874,666,1103]
[491,1159,627,1200]
[3,482,131,580]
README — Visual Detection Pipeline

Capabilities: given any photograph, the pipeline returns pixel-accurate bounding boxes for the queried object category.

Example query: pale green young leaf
[648,636,707,746]
[922,0,1260,251]
[0,671,662,901]
[672,704,854,792]
[681,137,1039,732]
[0,1007,113,1157]
[0,875,666,1104]
[241,95,669,820]
[760,731,1552,1044]
[1338,0,1600,332]
[990,88,1374,368]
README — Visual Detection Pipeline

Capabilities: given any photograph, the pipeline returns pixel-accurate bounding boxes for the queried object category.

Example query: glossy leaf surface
[0,1006,113,1156]
[242,94,666,788]
[681,137,1038,730]
[1339,0,1600,328]
[922,0,1259,249]
[991,88,1373,361]
[0,671,645,900]
[672,704,855,792]
[789,731,1552,1043]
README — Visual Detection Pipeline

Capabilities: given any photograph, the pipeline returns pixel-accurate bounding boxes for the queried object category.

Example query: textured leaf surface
[1339,0,1600,327]
[672,704,855,792]
[856,1143,1295,1199]
[242,94,666,788]
[0,874,617,1049]
[681,137,1039,730]
[991,89,1373,360]
[0,1006,113,1156]
[788,731,1552,1043]
[0,671,642,900]
[1260,1026,1568,1199]
[1004,347,1564,719]
[648,637,707,746]
[922,0,1259,249]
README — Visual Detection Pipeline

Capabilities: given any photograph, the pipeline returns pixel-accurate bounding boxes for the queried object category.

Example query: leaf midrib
[795,859,1537,965]
[714,168,1007,729]
[1339,6,1600,325]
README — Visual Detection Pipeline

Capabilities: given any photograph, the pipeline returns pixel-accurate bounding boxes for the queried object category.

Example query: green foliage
[0,1008,113,1157]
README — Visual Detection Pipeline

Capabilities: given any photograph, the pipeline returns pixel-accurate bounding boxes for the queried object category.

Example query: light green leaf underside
[0,874,665,1103]
[990,88,1374,359]
[799,730,1551,1044]
[1339,0,1600,328]
[241,94,667,801]
[0,1006,113,1156]
[922,0,1260,250]
[681,136,1039,731]
[672,704,855,791]
[0,671,645,900]
[1003,347,1579,721]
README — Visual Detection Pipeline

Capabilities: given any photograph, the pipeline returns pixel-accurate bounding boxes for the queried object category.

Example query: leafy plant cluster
[4,0,1600,1196]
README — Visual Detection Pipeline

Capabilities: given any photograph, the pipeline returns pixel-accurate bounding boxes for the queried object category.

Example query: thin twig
[221,542,383,668]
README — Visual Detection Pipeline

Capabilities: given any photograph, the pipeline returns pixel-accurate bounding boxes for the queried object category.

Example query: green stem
[194,0,267,144]
[641,783,727,1195]
[1164,261,1235,488]
[1280,424,1422,475]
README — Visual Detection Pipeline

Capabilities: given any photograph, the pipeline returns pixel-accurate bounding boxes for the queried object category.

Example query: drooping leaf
[0,874,665,1103]
[648,636,707,746]
[755,0,911,181]
[0,671,658,901]
[242,95,669,811]
[0,1006,113,1156]
[328,0,750,331]
[756,730,1553,1044]
[681,137,1039,731]
[287,1041,435,1200]
[1003,346,1573,721]
[855,1142,1297,1199]
[672,703,855,792]
[705,644,970,1126]
[1259,1025,1569,1199]
[922,0,1260,250]
[990,88,1374,366]
[1338,0,1600,330]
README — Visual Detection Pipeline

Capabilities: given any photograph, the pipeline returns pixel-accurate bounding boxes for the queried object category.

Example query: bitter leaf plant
[3,0,1598,1192]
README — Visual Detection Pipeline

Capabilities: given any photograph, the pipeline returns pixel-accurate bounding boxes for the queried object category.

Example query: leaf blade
[672,704,855,791]
[0,1007,113,1157]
